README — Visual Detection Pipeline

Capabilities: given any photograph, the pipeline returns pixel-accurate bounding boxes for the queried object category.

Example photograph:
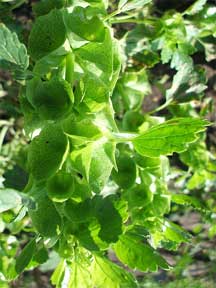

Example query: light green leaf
[114,234,170,272]
[118,0,152,12]
[64,6,105,43]
[166,65,207,102]
[113,69,151,110]
[0,24,29,71]
[52,252,92,288]
[133,118,208,157]
[15,238,37,274]
[172,194,207,211]
[76,29,113,81]
[71,138,115,193]
[68,258,92,288]
[184,0,207,15]
[0,188,22,213]
[92,256,137,288]
[51,259,65,287]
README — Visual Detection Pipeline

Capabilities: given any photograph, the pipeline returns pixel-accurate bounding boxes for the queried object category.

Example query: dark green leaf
[28,124,68,181]
[29,188,62,237]
[15,238,37,274]
[28,9,66,60]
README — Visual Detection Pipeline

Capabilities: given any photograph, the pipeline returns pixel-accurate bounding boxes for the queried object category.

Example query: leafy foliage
[0,0,215,287]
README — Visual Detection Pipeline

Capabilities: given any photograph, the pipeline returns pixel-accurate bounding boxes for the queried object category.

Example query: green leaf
[163,221,191,244]
[172,194,207,211]
[28,9,66,60]
[92,256,137,288]
[125,184,153,209]
[47,171,75,202]
[63,115,102,144]
[122,111,144,132]
[166,65,207,102]
[112,153,136,189]
[93,196,123,243]
[28,188,62,237]
[150,220,191,250]
[113,69,151,110]
[64,6,105,43]
[15,238,37,274]
[71,138,115,193]
[0,24,29,71]
[28,124,68,181]
[51,259,65,287]
[52,251,92,288]
[118,0,152,12]
[31,76,74,120]
[133,118,208,157]
[33,0,66,16]
[64,199,94,223]
[184,0,207,15]
[114,234,170,272]
[0,188,22,213]
[33,246,49,264]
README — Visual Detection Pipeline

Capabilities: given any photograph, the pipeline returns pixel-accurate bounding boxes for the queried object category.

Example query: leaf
[31,76,74,120]
[92,256,137,288]
[28,124,68,181]
[93,196,123,243]
[33,0,66,16]
[172,194,207,211]
[166,65,207,102]
[150,220,191,250]
[0,24,29,71]
[51,259,65,287]
[64,199,94,223]
[3,165,28,191]
[63,6,105,43]
[28,9,66,60]
[114,234,170,272]
[63,115,102,144]
[28,188,62,237]
[0,188,22,213]
[113,69,151,110]
[118,0,152,12]
[47,171,75,202]
[133,118,208,157]
[52,252,92,288]
[76,29,113,81]
[184,0,207,15]
[15,238,37,274]
[112,153,136,189]
[71,138,115,193]
[74,29,119,111]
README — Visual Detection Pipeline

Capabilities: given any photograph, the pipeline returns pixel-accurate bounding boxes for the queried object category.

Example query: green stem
[149,99,173,115]
[110,16,155,24]
[111,132,138,143]
[103,9,121,21]
[65,52,74,85]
